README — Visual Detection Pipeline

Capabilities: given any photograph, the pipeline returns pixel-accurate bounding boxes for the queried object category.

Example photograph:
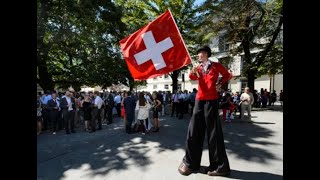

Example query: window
[240,79,248,92]
[164,84,169,89]
[153,85,157,89]
[153,77,157,80]
[164,74,169,79]
[178,84,182,90]
[218,35,229,52]
[179,73,183,78]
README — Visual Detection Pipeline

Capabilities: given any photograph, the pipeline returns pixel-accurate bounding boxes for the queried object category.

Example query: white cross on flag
[119,9,191,80]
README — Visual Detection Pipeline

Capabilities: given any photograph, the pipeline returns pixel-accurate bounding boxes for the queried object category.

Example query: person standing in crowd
[162,91,169,116]
[221,93,235,122]
[80,93,92,132]
[135,92,152,134]
[104,91,114,125]
[60,90,76,134]
[157,91,164,116]
[177,90,185,119]
[261,91,268,108]
[91,91,104,132]
[183,90,190,115]
[47,92,60,134]
[240,87,254,121]
[73,93,81,127]
[121,91,128,126]
[114,92,122,117]
[253,90,259,108]
[178,46,232,177]
[41,90,52,131]
[171,90,179,117]
[271,90,277,106]
[189,88,197,116]
[37,95,43,135]
[151,92,162,132]
[279,90,283,106]
[123,91,136,134]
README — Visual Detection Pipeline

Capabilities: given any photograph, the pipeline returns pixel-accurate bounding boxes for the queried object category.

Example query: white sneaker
[53,132,56,135]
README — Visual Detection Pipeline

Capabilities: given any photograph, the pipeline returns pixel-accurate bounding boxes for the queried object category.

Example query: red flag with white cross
[119,9,191,80]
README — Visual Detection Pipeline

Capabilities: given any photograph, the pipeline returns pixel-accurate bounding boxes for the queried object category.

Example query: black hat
[197,45,212,57]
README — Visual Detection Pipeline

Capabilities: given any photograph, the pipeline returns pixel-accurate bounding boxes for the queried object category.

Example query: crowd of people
[219,88,284,122]
[36,87,283,135]
[36,89,194,136]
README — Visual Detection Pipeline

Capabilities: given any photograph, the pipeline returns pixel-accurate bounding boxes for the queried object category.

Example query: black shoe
[207,170,231,177]
[178,162,193,176]
[66,131,70,134]
[71,130,76,133]
[97,127,102,130]
[152,127,159,132]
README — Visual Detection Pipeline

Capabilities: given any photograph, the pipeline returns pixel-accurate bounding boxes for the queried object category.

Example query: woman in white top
[135,92,153,134]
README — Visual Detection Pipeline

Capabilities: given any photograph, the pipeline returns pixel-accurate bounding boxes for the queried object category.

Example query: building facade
[138,31,283,94]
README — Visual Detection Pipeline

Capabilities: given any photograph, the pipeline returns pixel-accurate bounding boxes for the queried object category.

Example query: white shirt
[172,94,179,102]
[41,94,52,105]
[94,96,104,109]
[114,95,121,104]
[200,60,212,73]
[135,100,150,120]
[66,97,73,111]
[240,92,254,105]
[178,93,185,100]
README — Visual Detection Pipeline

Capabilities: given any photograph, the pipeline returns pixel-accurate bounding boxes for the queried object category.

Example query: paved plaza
[37,106,283,180]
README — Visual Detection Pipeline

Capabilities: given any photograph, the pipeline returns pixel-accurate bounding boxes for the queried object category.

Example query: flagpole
[190,55,200,78]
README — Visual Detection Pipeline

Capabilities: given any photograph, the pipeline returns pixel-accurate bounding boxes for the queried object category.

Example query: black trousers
[177,101,184,119]
[125,112,135,133]
[183,99,230,172]
[116,103,121,117]
[50,110,59,132]
[171,102,178,117]
[42,109,50,130]
[91,108,102,130]
[105,105,113,123]
[63,110,75,133]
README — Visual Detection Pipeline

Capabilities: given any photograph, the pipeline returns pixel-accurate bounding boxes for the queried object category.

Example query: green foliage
[37,0,127,91]
[203,0,283,87]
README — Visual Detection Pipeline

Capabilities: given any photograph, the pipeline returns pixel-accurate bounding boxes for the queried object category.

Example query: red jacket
[189,61,232,100]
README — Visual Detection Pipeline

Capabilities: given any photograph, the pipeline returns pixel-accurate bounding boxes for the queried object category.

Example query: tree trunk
[38,56,54,92]
[129,84,134,91]
[247,70,255,92]
[129,77,134,91]
[171,70,179,93]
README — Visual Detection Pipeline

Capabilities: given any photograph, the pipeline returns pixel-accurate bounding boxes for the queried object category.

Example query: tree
[37,0,127,92]
[115,0,211,92]
[204,0,283,91]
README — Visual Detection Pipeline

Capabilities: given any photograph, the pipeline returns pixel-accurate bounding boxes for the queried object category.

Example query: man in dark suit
[123,91,136,134]
[60,90,76,134]
[104,91,114,125]
[47,92,60,134]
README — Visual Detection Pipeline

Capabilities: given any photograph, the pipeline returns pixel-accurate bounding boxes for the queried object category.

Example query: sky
[194,0,205,6]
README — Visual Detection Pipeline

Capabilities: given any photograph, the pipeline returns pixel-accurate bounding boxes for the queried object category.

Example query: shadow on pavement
[229,169,283,180]
[37,112,280,179]
[195,166,282,180]
[222,119,280,163]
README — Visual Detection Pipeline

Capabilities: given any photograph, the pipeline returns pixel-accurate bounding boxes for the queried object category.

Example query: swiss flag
[119,9,191,80]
